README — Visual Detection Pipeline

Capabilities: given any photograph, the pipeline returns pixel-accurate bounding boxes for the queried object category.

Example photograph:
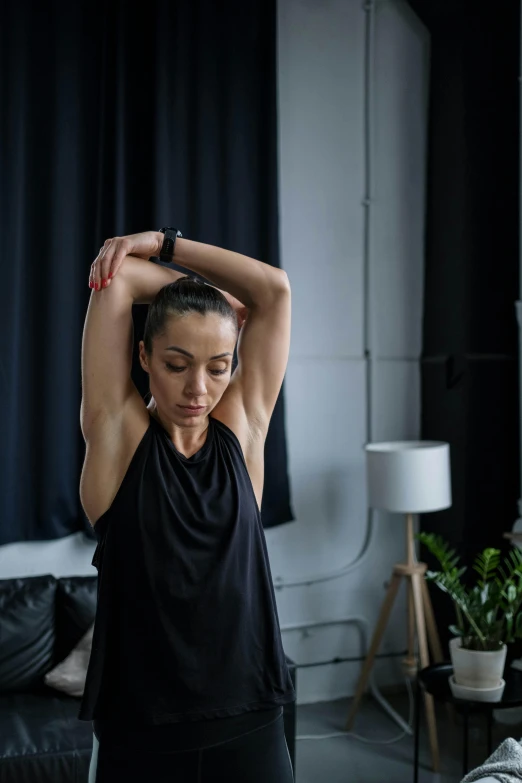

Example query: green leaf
[449,625,463,637]
[418,534,522,647]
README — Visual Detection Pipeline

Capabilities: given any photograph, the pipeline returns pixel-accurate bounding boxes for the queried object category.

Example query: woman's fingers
[98,238,116,288]
[108,238,130,281]
[90,238,116,291]
[90,234,143,291]
[91,246,105,290]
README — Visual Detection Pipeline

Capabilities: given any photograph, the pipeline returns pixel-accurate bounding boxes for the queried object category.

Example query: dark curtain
[408,0,520,648]
[0,0,294,545]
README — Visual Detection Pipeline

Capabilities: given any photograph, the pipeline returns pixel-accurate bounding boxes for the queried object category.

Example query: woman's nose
[186,373,207,396]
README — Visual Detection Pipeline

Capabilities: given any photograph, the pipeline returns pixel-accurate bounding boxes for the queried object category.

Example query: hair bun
[143,276,237,354]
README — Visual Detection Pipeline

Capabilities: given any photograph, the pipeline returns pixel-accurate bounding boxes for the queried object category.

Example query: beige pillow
[44,624,94,697]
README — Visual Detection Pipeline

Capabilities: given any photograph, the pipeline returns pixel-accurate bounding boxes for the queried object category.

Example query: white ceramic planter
[450,637,507,689]
[449,674,505,702]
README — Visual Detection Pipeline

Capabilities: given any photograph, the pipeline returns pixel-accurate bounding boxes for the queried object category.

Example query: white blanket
[462,738,522,783]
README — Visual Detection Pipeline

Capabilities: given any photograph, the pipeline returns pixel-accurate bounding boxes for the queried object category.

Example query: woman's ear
[138,340,150,374]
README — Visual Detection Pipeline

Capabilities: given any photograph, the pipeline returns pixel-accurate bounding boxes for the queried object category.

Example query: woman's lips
[178,405,206,415]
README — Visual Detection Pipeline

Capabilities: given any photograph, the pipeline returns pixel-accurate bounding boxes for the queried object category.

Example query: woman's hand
[236,305,249,330]
[88,232,249,328]
[216,290,248,329]
[89,231,162,290]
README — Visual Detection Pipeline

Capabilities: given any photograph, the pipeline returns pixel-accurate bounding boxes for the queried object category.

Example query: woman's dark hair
[143,276,238,354]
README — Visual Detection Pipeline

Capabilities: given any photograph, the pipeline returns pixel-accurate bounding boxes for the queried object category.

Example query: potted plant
[417,532,522,698]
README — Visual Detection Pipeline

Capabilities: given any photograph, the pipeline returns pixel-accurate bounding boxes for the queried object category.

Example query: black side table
[414,662,522,782]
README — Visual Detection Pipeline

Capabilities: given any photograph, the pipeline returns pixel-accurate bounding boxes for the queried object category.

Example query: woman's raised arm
[92,231,288,309]
[81,254,182,439]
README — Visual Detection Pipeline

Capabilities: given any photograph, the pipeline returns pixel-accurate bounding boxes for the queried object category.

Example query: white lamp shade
[366,441,452,514]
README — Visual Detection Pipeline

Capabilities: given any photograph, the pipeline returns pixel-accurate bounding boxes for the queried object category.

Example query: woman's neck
[147,398,209,454]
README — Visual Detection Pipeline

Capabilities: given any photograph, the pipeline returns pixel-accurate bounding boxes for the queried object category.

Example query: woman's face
[139,312,237,425]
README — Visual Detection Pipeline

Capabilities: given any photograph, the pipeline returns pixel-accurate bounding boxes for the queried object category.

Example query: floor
[295,692,521,783]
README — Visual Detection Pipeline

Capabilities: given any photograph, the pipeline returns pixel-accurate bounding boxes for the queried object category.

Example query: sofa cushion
[0,575,56,693]
[0,690,92,782]
[54,576,97,666]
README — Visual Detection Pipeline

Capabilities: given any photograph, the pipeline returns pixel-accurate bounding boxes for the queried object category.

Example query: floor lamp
[345,441,452,773]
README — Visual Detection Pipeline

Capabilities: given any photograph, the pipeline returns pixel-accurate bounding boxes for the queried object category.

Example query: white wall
[272,0,429,703]
[0,0,429,706]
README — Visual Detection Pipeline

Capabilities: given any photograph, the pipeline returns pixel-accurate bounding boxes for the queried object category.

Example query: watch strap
[159,227,183,259]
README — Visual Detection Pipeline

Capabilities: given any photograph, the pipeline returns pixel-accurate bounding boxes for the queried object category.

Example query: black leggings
[89,710,294,783]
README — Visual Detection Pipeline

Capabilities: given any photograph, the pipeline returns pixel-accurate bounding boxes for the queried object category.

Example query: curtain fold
[0,0,294,545]
[407,0,520,650]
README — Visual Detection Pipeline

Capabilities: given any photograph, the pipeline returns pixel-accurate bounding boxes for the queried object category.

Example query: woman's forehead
[157,314,236,355]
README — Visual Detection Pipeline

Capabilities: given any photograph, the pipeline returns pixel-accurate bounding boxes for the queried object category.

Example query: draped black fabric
[79,413,296,722]
[407,0,520,648]
[0,0,294,545]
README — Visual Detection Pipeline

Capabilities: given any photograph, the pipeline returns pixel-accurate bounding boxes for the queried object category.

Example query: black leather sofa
[0,574,296,783]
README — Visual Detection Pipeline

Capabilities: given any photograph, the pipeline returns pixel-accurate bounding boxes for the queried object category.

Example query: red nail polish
[95,282,100,291]
[89,281,94,289]
[108,272,113,279]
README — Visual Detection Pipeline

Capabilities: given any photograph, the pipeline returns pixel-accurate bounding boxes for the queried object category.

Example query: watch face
[160,227,182,236]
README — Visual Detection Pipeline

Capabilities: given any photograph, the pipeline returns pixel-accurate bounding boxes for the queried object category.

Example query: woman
[78,229,295,782]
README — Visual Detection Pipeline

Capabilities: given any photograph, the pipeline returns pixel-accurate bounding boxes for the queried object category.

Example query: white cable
[296,675,413,745]
[271,0,378,594]
[282,616,413,736]
[273,513,376,589]
[279,0,414,747]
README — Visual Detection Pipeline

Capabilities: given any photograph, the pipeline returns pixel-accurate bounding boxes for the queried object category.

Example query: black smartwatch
[158,227,183,259]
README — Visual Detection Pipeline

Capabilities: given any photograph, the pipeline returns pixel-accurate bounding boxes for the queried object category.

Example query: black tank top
[78,412,295,732]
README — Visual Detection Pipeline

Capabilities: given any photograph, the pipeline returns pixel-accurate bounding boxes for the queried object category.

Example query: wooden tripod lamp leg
[411,570,440,772]
[403,580,417,676]
[421,577,443,663]
[421,575,457,724]
[345,572,402,732]
[403,512,418,676]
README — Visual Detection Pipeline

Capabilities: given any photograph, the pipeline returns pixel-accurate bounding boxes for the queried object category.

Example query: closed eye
[165,363,228,376]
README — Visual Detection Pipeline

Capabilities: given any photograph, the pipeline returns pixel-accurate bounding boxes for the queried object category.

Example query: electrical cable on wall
[275,0,422,744]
